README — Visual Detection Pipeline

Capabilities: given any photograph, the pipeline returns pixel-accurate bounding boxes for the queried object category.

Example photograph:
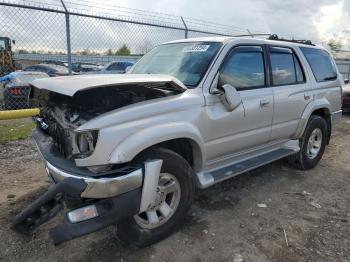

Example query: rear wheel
[117,147,195,247]
[288,115,327,170]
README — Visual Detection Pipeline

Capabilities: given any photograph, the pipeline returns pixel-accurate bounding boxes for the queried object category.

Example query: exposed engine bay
[31,83,183,161]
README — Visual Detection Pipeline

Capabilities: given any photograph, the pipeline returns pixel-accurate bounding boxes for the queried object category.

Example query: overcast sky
[114,0,350,47]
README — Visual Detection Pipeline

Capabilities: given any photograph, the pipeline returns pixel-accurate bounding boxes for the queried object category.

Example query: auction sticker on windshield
[182,44,210,52]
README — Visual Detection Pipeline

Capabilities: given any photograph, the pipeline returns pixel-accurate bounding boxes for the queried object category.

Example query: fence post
[181,16,188,39]
[247,29,253,38]
[60,0,72,75]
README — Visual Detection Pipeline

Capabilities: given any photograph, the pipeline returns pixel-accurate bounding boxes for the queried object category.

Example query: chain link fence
[335,60,350,81]
[0,0,270,111]
[1,0,347,112]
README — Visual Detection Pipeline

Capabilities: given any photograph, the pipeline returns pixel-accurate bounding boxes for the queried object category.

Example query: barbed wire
[0,0,269,36]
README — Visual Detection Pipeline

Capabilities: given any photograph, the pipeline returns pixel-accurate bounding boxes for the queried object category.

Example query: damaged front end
[12,74,186,244]
[12,127,144,245]
[31,77,184,163]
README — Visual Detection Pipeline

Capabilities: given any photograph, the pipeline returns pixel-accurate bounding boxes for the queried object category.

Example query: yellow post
[0,108,40,120]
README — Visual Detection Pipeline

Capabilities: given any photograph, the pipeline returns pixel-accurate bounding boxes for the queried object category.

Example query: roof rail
[233,33,272,38]
[268,34,314,46]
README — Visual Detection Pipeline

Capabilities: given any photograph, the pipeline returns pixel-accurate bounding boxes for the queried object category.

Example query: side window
[25,66,36,71]
[294,55,305,83]
[219,46,265,90]
[107,63,123,71]
[300,47,337,82]
[269,47,305,85]
[38,66,49,73]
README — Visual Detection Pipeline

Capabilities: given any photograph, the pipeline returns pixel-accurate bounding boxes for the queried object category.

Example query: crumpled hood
[30,74,187,96]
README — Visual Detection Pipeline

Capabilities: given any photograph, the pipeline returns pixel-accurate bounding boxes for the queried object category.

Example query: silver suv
[13,36,342,246]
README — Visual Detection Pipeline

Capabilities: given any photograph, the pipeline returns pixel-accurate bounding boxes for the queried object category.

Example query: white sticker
[182,44,210,53]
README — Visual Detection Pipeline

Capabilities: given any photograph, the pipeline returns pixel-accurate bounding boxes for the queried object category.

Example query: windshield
[131,42,222,87]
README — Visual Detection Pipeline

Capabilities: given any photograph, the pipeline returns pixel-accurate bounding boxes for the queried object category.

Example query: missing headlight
[76,130,98,156]
[87,165,113,173]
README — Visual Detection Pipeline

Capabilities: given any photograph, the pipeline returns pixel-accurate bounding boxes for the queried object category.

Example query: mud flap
[12,177,87,235]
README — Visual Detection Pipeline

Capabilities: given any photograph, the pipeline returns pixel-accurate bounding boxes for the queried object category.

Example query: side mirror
[344,79,349,85]
[218,84,242,111]
[12,40,15,45]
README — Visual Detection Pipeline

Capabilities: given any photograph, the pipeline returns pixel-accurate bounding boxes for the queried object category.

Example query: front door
[203,45,273,164]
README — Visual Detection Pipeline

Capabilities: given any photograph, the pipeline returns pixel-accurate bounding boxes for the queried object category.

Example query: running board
[196,148,297,189]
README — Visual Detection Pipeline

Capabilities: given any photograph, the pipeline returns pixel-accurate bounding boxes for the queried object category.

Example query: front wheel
[117,147,195,247]
[288,115,328,170]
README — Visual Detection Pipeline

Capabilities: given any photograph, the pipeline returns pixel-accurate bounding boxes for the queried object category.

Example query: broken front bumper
[32,128,143,198]
[45,160,142,199]
[12,128,144,244]
[12,177,142,245]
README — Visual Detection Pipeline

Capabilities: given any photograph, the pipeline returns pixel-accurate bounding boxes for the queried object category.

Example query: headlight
[76,130,98,157]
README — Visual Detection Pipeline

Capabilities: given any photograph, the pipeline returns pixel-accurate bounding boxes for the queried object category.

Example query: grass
[0,118,35,143]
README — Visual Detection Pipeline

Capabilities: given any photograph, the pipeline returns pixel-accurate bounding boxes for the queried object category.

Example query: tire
[117,147,195,247]
[288,115,327,170]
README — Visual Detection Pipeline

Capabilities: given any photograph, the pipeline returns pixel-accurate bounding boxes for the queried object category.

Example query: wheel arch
[311,108,331,144]
[294,99,332,143]
[108,123,205,172]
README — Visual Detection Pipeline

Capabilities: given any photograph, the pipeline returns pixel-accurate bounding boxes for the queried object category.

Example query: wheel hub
[151,189,164,209]
[306,128,323,159]
[134,173,181,229]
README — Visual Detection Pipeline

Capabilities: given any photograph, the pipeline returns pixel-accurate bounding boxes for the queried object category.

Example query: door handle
[260,100,270,107]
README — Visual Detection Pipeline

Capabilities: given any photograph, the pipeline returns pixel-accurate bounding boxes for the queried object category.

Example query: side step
[197,148,297,188]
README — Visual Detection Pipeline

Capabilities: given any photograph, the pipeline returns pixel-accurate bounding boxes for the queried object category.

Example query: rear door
[268,46,309,140]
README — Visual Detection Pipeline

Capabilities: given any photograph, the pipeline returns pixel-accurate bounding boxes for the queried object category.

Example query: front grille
[48,122,72,158]
[35,115,73,159]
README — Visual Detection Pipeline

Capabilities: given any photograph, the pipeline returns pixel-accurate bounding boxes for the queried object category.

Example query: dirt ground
[0,115,349,262]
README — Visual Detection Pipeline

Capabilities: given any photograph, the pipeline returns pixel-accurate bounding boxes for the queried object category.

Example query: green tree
[328,39,343,52]
[115,44,130,56]
[81,48,91,55]
[18,49,29,54]
[106,48,114,56]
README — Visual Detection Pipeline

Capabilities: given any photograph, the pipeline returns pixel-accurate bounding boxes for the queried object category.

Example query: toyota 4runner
[12,36,342,246]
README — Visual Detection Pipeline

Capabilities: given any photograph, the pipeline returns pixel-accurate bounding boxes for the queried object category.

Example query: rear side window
[300,47,337,82]
[25,66,37,71]
[269,47,305,86]
[107,63,124,71]
[219,46,265,90]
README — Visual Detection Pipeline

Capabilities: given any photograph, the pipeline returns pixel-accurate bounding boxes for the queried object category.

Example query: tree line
[16,44,132,56]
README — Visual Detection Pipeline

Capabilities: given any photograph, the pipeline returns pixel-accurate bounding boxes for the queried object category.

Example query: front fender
[293,98,331,139]
[108,122,205,171]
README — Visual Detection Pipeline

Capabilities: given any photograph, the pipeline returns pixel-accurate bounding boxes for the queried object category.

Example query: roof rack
[268,34,314,46]
[233,33,272,38]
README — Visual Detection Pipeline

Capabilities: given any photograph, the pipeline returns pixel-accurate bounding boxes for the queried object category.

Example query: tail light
[9,87,22,95]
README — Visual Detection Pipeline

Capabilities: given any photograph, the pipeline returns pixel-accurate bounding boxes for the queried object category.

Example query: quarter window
[107,63,124,71]
[219,47,265,90]
[300,47,337,82]
[269,47,305,85]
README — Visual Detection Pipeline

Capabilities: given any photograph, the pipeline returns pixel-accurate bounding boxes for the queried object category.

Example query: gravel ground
[0,115,349,262]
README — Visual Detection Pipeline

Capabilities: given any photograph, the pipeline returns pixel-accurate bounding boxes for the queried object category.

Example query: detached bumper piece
[50,188,141,245]
[12,178,86,235]
[12,177,142,245]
